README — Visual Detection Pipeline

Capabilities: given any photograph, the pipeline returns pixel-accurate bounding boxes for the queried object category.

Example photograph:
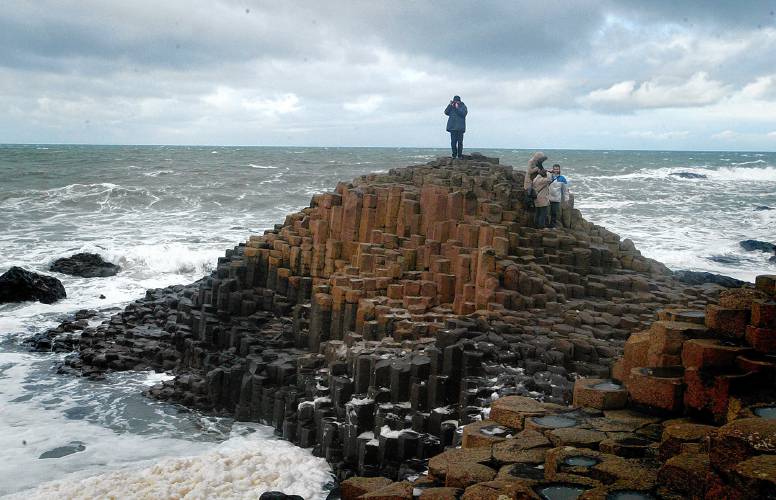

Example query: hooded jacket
[524,152,548,190]
[549,174,569,203]
[444,101,468,132]
[532,171,552,208]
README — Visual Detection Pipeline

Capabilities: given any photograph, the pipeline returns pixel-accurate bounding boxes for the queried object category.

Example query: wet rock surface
[50,252,120,278]
[0,266,67,304]
[59,157,750,494]
[25,309,97,352]
[673,270,748,288]
[669,172,707,179]
[740,239,775,253]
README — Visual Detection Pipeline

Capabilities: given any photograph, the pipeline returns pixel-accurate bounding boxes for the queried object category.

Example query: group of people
[444,96,570,229]
[523,152,569,229]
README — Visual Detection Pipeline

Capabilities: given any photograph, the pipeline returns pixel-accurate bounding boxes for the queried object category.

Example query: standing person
[532,165,552,228]
[548,164,569,228]
[444,96,467,159]
[523,151,547,207]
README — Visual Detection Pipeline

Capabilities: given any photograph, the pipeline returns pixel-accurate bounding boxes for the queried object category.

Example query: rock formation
[0,266,66,304]
[63,156,743,494]
[345,275,775,499]
[50,252,120,278]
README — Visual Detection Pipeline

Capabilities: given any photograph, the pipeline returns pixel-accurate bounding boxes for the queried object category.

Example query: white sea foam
[8,426,331,500]
[141,372,175,386]
[248,164,277,169]
[109,243,219,275]
[0,353,330,499]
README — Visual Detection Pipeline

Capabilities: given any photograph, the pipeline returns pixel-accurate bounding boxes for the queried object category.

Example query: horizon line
[1,142,775,154]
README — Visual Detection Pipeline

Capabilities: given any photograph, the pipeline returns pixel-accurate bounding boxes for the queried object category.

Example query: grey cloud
[1,1,776,149]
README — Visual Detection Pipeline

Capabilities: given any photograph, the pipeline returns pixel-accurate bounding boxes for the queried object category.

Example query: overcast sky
[2,1,776,150]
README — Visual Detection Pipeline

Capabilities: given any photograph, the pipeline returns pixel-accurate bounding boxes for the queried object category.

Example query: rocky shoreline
[54,156,774,499]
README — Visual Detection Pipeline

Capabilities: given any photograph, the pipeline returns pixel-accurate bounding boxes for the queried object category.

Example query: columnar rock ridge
[344,276,776,500]
[67,155,727,487]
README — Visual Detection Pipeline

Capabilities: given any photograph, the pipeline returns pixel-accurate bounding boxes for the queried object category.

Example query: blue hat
[453,95,461,101]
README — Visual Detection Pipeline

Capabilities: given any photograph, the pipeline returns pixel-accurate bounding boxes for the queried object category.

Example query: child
[548,164,569,228]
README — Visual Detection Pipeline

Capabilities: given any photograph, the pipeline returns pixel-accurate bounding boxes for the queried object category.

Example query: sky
[2,0,776,150]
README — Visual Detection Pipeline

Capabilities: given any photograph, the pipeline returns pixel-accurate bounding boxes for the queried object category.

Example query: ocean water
[0,145,775,497]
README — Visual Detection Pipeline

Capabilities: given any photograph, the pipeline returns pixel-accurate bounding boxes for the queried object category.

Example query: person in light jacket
[548,164,569,227]
[524,151,547,195]
[444,96,467,158]
[532,165,552,228]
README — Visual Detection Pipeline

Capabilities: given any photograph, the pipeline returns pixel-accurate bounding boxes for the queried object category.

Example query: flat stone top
[718,417,776,452]
[490,396,550,414]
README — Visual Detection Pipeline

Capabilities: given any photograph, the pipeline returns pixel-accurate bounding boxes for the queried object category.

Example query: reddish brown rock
[658,452,711,500]
[417,487,462,500]
[445,462,497,489]
[751,299,776,328]
[461,419,510,449]
[683,367,758,424]
[341,477,394,500]
[573,378,628,410]
[681,339,752,369]
[704,305,749,338]
[489,396,548,430]
[547,427,607,449]
[359,481,414,500]
[461,479,539,500]
[428,447,492,481]
[709,417,776,473]
[659,422,716,460]
[628,366,685,413]
[730,454,776,498]
[745,325,776,353]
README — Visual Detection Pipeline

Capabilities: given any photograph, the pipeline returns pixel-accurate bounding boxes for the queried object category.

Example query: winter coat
[445,102,468,132]
[524,152,547,190]
[532,173,551,208]
[549,174,569,203]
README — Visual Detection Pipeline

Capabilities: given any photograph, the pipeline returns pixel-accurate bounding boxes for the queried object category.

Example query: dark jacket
[444,101,468,132]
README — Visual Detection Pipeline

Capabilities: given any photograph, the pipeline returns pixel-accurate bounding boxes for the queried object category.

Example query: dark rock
[740,240,776,253]
[259,492,304,500]
[50,253,120,278]
[669,172,707,179]
[708,255,742,265]
[0,266,66,304]
[38,441,86,459]
[673,270,748,288]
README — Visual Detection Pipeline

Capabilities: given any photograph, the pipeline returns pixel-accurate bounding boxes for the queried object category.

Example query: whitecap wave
[589,164,776,182]
[141,170,174,177]
[109,243,219,275]
[248,164,277,169]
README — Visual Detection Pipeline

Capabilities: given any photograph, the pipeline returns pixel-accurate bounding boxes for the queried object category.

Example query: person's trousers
[550,201,561,226]
[535,205,549,228]
[450,130,464,158]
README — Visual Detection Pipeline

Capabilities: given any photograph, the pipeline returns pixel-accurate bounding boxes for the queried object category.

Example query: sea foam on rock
[0,266,66,304]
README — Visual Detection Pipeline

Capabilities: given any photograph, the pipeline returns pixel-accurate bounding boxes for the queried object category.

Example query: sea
[1,145,775,498]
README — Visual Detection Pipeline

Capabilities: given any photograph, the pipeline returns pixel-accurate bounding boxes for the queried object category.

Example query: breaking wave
[591,164,776,182]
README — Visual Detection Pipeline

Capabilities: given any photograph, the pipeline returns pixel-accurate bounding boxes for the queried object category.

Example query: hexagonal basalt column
[627,366,685,414]
[572,378,628,410]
